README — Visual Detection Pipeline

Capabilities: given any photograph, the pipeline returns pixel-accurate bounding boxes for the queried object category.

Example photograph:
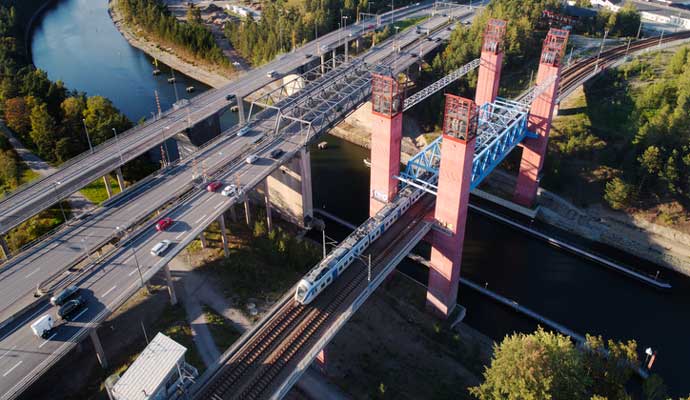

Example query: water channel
[31,0,690,395]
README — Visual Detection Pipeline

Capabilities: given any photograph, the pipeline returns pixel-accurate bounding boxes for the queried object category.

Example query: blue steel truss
[397,97,538,194]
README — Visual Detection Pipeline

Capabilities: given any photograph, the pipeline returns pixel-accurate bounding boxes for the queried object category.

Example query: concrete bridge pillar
[103,175,113,199]
[320,53,326,74]
[89,328,108,369]
[265,148,313,227]
[369,74,403,217]
[228,204,238,223]
[244,197,252,226]
[163,264,177,305]
[115,167,126,192]
[236,97,246,125]
[218,215,230,258]
[345,40,349,62]
[264,180,273,232]
[475,19,506,106]
[426,95,477,318]
[514,29,569,207]
[0,237,10,261]
[332,49,337,68]
[199,233,208,249]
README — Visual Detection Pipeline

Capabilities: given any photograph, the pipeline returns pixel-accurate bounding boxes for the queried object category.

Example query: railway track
[559,30,690,98]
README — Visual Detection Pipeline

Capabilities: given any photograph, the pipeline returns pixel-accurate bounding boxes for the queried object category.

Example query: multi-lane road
[0,2,433,235]
[0,7,473,399]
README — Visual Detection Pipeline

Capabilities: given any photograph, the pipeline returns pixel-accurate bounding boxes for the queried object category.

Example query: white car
[237,126,250,137]
[150,240,172,256]
[245,154,259,164]
[221,185,237,197]
[267,71,275,78]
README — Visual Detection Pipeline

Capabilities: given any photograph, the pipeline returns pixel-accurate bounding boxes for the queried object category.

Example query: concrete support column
[265,148,313,228]
[298,148,314,224]
[103,175,113,199]
[115,167,126,192]
[264,180,273,232]
[475,19,507,106]
[89,329,108,369]
[320,54,326,74]
[369,74,403,217]
[332,49,337,68]
[163,264,177,305]
[236,97,246,125]
[228,205,238,223]
[218,215,230,258]
[199,233,208,249]
[426,95,476,318]
[0,237,10,261]
[345,40,349,62]
[514,29,567,207]
[244,197,252,226]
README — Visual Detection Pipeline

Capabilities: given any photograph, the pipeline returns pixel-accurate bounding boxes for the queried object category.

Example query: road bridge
[193,24,690,399]
[0,2,433,241]
[0,6,474,399]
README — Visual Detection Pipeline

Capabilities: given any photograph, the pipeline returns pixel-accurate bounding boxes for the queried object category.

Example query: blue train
[295,186,424,304]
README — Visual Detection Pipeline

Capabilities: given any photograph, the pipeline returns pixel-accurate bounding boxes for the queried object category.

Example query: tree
[604,177,632,210]
[4,96,30,135]
[83,96,131,145]
[583,335,638,399]
[638,146,662,176]
[186,3,201,24]
[29,102,56,161]
[0,149,18,189]
[469,327,590,400]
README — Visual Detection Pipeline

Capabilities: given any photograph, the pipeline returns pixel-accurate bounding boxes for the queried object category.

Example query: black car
[270,148,285,159]
[305,54,313,58]
[225,94,235,101]
[50,286,80,306]
[58,297,85,320]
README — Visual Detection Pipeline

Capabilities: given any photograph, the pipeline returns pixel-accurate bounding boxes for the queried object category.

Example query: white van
[31,315,54,338]
[245,154,259,164]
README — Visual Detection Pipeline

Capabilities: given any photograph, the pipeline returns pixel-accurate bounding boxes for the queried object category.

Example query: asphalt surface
[0,2,432,235]
[0,6,473,399]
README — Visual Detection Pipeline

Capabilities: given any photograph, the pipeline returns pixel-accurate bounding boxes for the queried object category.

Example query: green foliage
[469,327,643,400]
[604,177,632,210]
[118,0,229,69]
[577,3,641,37]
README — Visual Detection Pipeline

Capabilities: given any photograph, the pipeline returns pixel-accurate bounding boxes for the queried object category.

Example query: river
[31,0,690,396]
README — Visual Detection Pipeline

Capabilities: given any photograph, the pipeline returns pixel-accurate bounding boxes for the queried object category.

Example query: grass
[80,175,122,205]
[203,305,242,352]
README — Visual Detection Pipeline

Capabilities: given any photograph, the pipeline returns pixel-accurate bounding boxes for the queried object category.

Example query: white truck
[31,314,54,339]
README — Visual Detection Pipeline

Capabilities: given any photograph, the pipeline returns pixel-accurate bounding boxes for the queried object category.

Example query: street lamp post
[595,29,609,72]
[130,245,150,294]
[52,181,67,222]
[112,128,124,164]
[82,119,94,154]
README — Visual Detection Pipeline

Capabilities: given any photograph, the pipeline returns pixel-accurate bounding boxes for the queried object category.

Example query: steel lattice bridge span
[193,22,690,400]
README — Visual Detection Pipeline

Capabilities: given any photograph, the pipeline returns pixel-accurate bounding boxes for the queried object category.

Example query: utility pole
[82,119,94,154]
[625,37,632,56]
[595,29,609,72]
[636,21,643,40]
[658,29,664,48]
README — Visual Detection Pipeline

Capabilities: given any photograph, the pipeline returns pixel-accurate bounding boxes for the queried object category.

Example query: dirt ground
[326,272,493,400]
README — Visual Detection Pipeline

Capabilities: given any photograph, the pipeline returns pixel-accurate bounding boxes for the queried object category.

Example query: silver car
[150,240,172,256]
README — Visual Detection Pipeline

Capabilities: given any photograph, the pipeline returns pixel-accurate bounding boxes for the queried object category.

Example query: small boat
[167,77,176,84]
[152,69,161,75]
[186,86,195,93]
[363,158,371,167]
[317,141,328,149]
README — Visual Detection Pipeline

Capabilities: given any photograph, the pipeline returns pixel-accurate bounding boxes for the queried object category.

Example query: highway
[0,8,470,399]
[0,2,433,236]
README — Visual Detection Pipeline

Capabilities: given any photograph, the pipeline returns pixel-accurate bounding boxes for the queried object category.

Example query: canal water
[32,0,690,396]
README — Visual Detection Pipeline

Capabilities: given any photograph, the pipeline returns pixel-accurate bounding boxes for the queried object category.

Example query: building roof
[111,333,187,400]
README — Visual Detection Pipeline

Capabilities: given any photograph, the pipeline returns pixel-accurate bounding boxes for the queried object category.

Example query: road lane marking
[195,214,207,224]
[175,231,185,240]
[3,360,22,377]
[24,267,41,278]
[0,346,16,362]
[72,307,89,321]
[38,333,57,349]
[213,202,225,210]
[103,285,118,297]
[128,268,137,277]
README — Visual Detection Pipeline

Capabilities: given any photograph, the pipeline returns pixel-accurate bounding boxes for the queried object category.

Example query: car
[270,148,285,159]
[305,53,313,58]
[151,240,172,256]
[245,154,259,164]
[58,297,85,321]
[435,37,442,42]
[221,185,237,197]
[207,181,223,192]
[267,70,275,78]
[225,94,235,101]
[156,217,173,232]
[50,286,80,306]
[426,36,434,42]
[237,126,250,137]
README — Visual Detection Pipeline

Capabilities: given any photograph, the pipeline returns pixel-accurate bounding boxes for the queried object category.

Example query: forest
[117,0,230,70]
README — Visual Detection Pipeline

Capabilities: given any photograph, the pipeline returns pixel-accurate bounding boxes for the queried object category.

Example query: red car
[156,217,173,232]
[207,181,223,192]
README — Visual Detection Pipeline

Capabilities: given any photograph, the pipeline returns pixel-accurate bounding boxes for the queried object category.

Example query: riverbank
[108,0,231,89]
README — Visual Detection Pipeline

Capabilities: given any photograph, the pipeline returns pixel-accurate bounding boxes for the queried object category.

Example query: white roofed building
[107,333,198,400]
